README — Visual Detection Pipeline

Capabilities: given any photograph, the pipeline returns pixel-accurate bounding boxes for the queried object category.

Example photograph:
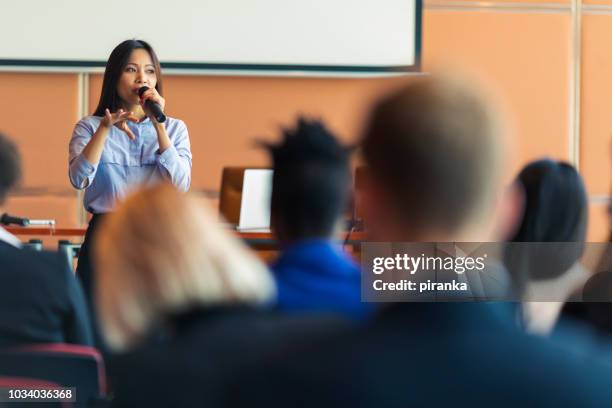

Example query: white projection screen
[0,0,421,75]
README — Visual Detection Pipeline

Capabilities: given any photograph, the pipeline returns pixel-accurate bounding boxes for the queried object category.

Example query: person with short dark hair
[360,76,502,241]
[263,117,369,320]
[0,132,92,347]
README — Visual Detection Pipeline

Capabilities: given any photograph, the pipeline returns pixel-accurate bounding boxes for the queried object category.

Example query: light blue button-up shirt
[68,115,192,214]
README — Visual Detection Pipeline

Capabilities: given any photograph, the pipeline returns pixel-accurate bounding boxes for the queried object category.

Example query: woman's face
[117,48,157,108]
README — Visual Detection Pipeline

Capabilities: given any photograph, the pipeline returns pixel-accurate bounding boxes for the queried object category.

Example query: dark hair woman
[505,159,588,335]
[511,159,587,245]
[68,40,192,346]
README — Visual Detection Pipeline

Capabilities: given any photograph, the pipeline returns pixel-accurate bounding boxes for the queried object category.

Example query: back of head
[94,183,275,351]
[0,133,21,205]
[361,75,502,238]
[511,159,587,243]
[505,159,587,284]
[264,117,352,242]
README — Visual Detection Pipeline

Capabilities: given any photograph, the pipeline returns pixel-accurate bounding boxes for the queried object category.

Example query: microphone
[0,213,30,226]
[138,86,166,123]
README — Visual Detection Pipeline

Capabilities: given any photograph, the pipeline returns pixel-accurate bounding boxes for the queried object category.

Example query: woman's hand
[102,108,139,140]
[139,87,166,122]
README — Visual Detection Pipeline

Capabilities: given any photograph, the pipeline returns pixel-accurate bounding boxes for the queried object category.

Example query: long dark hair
[512,159,587,243]
[93,39,163,116]
[505,159,588,291]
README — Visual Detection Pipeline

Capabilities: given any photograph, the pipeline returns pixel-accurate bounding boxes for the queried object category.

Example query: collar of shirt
[0,226,22,248]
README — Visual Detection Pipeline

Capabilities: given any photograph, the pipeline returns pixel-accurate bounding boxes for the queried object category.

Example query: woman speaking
[68,39,192,301]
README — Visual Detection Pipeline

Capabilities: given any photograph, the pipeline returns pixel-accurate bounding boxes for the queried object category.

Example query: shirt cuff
[156,144,180,169]
[71,155,98,188]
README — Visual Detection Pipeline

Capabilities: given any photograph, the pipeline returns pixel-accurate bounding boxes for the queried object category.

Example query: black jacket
[228,303,612,408]
[0,241,93,347]
[109,307,349,408]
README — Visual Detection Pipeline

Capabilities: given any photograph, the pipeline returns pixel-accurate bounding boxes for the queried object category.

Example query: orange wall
[1,2,610,242]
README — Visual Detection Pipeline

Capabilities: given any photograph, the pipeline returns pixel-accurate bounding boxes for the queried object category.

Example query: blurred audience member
[227,76,612,407]
[563,270,612,335]
[95,183,347,407]
[0,132,92,347]
[95,184,273,351]
[506,159,588,335]
[558,203,612,337]
[262,118,370,320]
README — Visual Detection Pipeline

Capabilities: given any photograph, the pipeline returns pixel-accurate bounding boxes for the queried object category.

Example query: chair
[0,344,107,408]
[219,166,268,225]
[0,376,72,408]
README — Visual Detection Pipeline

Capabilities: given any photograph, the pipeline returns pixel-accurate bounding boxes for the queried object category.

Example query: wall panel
[429,0,568,3]
[580,14,612,196]
[0,73,79,189]
[423,9,572,179]
[588,202,609,242]
[4,195,78,225]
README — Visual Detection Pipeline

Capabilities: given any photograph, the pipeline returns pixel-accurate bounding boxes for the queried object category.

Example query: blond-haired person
[95,183,346,407]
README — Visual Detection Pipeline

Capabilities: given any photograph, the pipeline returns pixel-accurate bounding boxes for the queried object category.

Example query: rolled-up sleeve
[156,120,192,192]
[68,120,98,190]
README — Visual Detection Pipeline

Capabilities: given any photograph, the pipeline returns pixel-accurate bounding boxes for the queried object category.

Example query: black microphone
[0,213,30,226]
[138,86,166,123]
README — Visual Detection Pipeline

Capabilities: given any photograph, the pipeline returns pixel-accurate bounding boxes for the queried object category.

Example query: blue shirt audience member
[273,239,369,320]
[261,118,370,320]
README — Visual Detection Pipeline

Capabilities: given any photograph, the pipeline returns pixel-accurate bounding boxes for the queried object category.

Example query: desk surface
[6,227,86,236]
[5,226,366,250]
[7,226,364,238]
